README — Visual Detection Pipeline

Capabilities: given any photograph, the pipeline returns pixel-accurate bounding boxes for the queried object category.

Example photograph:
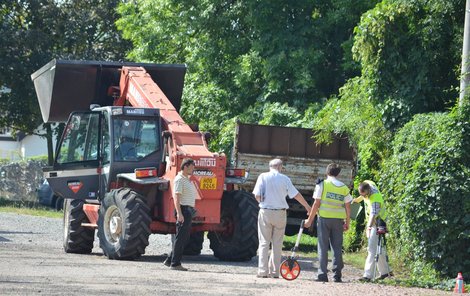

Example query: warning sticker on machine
[68,181,83,193]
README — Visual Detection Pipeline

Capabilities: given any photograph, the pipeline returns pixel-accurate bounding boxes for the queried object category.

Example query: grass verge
[0,198,62,218]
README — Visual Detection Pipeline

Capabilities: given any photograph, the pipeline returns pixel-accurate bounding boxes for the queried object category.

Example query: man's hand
[305,205,312,214]
[304,218,313,228]
[176,212,184,223]
[343,220,350,231]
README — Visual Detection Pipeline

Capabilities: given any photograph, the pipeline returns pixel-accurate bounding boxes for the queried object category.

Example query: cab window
[57,113,100,164]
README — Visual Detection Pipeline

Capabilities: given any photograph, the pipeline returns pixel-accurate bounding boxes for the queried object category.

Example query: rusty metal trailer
[232,122,356,235]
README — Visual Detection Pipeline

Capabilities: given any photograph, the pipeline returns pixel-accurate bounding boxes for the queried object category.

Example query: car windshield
[113,118,160,161]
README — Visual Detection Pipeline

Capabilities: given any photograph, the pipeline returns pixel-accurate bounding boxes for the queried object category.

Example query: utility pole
[459,0,470,106]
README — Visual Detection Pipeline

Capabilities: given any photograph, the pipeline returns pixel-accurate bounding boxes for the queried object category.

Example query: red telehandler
[31,59,259,261]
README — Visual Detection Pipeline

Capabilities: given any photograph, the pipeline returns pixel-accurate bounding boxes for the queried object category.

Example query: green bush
[28,155,48,163]
[381,105,470,278]
[344,219,364,252]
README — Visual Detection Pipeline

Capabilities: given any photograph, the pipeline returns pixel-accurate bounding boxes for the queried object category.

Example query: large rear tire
[208,191,258,261]
[63,199,95,254]
[183,231,204,256]
[97,188,151,260]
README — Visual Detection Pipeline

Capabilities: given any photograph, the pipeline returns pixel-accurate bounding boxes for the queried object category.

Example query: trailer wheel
[183,231,204,256]
[63,199,95,254]
[208,191,259,261]
[97,188,151,260]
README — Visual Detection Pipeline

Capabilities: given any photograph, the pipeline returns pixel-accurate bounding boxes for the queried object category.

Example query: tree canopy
[117,0,379,151]
[0,0,130,134]
[0,0,131,162]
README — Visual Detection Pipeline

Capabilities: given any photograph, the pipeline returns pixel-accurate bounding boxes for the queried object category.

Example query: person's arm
[173,192,184,223]
[352,196,364,203]
[252,175,263,203]
[173,177,184,223]
[344,202,351,231]
[304,198,321,228]
[367,202,380,227]
[304,182,322,228]
[255,194,262,203]
[293,192,312,213]
[366,202,380,237]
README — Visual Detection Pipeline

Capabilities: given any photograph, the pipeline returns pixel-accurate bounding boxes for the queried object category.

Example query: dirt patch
[0,212,450,295]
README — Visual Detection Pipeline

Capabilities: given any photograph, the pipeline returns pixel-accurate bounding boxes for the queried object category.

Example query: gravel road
[0,212,450,296]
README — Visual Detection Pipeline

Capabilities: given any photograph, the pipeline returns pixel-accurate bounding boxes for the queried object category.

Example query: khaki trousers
[364,226,391,278]
[257,209,286,277]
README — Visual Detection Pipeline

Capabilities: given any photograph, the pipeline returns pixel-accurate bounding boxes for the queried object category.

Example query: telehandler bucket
[31,59,187,122]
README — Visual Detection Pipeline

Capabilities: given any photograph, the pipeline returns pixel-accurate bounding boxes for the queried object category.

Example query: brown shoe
[171,265,188,271]
[163,258,171,267]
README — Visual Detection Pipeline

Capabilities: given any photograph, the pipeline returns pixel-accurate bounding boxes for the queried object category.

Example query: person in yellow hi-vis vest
[304,163,352,283]
[354,180,391,281]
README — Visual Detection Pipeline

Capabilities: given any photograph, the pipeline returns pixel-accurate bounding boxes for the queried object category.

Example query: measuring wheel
[280,257,301,280]
[280,220,305,281]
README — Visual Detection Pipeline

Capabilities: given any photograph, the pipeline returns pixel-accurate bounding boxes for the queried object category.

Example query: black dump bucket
[31,59,187,122]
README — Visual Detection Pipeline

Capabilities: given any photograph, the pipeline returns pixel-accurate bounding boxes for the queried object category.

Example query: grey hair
[269,158,283,168]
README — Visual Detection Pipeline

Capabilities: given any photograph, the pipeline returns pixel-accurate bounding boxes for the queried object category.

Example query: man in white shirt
[164,158,197,271]
[253,158,311,278]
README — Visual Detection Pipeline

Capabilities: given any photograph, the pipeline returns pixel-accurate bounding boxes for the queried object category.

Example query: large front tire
[63,199,95,254]
[208,191,259,261]
[97,188,151,260]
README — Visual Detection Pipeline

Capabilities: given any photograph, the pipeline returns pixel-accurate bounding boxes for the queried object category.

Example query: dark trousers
[317,217,344,280]
[168,206,194,267]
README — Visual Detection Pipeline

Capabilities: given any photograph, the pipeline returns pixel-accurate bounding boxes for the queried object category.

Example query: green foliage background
[381,105,470,278]
[116,0,379,153]
[311,0,470,279]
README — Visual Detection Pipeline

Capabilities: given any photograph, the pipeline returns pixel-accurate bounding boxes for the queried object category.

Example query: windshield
[113,118,160,161]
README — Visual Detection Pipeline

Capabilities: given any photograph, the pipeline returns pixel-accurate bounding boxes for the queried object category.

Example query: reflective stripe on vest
[319,180,349,219]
